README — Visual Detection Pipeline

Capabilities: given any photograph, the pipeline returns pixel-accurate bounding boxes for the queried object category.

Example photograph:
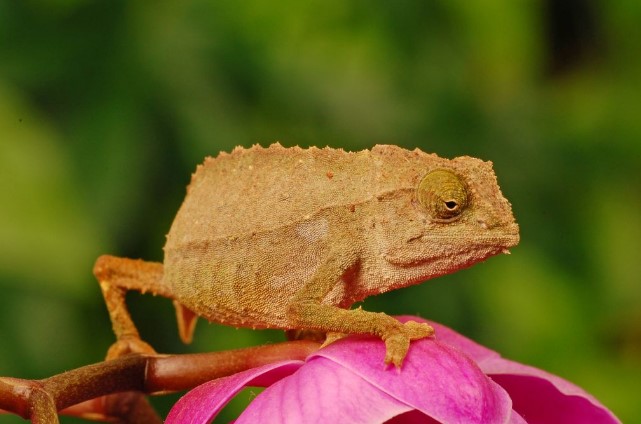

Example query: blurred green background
[1,1,639,422]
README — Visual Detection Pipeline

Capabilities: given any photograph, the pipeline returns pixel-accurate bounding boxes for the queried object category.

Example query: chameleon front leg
[93,255,197,359]
[287,253,434,367]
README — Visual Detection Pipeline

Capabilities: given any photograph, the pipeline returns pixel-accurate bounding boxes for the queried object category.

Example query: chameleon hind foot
[106,336,156,361]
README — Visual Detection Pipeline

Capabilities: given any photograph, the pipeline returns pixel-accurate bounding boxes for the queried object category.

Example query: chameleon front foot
[106,336,156,360]
[383,321,434,367]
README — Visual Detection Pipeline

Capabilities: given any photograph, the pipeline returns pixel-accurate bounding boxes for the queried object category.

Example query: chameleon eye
[417,169,469,220]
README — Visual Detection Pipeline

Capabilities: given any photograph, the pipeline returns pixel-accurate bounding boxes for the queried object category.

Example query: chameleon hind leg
[93,255,198,359]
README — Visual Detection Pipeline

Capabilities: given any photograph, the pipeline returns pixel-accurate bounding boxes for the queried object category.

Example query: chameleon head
[375,153,519,280]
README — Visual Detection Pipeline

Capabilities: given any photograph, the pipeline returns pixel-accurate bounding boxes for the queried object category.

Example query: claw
[404,321,434,340]
[383,321,434,367]
[320,331,347,348]
[106,336,156,360]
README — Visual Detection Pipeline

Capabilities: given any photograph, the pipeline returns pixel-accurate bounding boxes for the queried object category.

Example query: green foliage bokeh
[1,1,639,422]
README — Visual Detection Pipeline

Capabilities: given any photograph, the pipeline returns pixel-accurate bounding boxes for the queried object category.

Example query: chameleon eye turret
[417,169,469,221]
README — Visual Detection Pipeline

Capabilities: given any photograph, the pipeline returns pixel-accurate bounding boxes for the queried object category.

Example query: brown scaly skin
[95,144,519,367]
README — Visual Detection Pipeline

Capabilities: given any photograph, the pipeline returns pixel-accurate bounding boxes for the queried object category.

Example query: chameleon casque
[94,144,519,366]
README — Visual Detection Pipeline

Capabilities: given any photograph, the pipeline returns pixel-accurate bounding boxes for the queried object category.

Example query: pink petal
[235,356,415,423]
[385,410,527,424]
[397,316,621,424]
[490,373,619,424]
[167,316,618,424]
[508,409,528,424]
[165,360,304,424]
[312,335,513,424]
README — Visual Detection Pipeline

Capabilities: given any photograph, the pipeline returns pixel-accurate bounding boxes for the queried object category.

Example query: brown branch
[0,340,320,423]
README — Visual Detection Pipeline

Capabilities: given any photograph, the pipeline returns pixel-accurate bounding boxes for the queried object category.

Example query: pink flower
[166,317,620,424]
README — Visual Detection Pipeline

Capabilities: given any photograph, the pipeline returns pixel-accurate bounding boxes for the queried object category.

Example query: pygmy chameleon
[94,144,519,367]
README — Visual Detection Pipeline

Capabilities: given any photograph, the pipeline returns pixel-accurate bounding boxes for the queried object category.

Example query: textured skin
[94,144,519,366]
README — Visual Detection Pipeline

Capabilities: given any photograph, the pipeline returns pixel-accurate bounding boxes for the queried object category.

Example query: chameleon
[94,144,519,367]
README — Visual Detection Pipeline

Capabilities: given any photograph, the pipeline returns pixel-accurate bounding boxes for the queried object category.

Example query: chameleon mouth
[500,223,520,249]
[388,223,520,268]
[418,222,520,248]
[475,225,520,253]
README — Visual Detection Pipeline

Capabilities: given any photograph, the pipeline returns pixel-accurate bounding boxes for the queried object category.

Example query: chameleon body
[94,144,519,366]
